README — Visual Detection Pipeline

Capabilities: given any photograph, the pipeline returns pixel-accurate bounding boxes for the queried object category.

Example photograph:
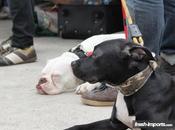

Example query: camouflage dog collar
[116,60,158,96]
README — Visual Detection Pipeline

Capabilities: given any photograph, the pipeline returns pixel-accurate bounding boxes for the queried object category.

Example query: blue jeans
[8,0,35,49]
[127,0,175,64]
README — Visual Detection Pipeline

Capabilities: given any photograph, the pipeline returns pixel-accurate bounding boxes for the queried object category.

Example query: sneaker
[0,7,11,19]
[0,46,37,66]
[80,83,117,106]
[0,37,12,55]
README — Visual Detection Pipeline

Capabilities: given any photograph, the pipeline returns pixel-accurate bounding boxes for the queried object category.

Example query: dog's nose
[38,78,47,84]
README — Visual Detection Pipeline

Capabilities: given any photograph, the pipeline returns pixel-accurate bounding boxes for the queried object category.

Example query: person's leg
[9,0,35,49]
[0,0,37,66]
[129,0,164,55]
[160,0,175,65]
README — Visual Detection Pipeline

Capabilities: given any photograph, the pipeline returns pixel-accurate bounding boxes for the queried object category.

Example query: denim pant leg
[8,0,35,49]
[131,0,164,55]
[160,0,175,65]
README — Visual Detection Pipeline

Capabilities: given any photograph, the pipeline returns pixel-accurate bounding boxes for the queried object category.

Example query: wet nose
[39,78,47,84]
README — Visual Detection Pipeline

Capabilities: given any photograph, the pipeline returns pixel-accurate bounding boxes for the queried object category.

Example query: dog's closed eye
[51,74,61,87]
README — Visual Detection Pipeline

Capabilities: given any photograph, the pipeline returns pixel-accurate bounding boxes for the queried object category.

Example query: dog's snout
[39,78,47,84]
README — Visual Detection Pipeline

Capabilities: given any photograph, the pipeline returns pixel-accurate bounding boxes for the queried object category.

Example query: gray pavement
[0,20,112,130]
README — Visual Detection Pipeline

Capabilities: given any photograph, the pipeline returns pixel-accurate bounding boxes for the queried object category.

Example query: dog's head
[71,39,155,85]
[36,52,82,95]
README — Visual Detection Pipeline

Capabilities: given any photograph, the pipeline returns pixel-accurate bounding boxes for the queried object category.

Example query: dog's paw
[75,83,89,95]
[75,82,101,95]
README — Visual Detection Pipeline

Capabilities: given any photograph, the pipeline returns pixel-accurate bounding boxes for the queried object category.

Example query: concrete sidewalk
[0,20,112,130]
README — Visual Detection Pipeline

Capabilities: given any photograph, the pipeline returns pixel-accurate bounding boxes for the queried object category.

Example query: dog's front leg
[75,82,101,94]
[64,118,128,130]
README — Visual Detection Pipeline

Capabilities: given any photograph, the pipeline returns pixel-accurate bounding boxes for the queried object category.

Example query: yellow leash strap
[121,0,144,46]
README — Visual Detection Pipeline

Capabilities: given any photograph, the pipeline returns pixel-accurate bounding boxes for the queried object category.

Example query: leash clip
[128,24,144,46]
[129,24,142,38]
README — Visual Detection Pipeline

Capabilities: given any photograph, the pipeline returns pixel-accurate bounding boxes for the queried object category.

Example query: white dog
[36,52,84,94]
[36,33,125,95]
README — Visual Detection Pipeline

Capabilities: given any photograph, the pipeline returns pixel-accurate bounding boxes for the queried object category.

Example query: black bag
[58,3,123,39]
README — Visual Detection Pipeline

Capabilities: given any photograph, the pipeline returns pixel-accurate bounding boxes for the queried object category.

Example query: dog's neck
[109,60,158,96]
[115,60,158,96]
[129,60,152,77]
[110,60,152,86]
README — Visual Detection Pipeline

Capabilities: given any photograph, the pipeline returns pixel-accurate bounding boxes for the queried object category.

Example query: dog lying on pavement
[36,33,125,95]
[36,52,83,94]
[68,39,175,130]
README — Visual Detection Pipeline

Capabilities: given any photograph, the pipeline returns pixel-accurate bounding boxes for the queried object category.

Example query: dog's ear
[129,46,155,61]
[120,44,149,60]
[130,48,147,61]
[122,44,155,69]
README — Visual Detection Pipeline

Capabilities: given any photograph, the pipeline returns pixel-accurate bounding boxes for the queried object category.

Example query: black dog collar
[115,60,158,96]
[69,44,93,58]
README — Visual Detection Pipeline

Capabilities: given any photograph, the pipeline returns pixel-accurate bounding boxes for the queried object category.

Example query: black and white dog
[68,39,175,130]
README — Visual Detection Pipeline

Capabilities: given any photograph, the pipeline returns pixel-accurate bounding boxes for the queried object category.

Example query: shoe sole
[8,57,37,66]
[81,97,114,107]
[0,57,37,66]
[12,57,37,65]
[23,57,37,64]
